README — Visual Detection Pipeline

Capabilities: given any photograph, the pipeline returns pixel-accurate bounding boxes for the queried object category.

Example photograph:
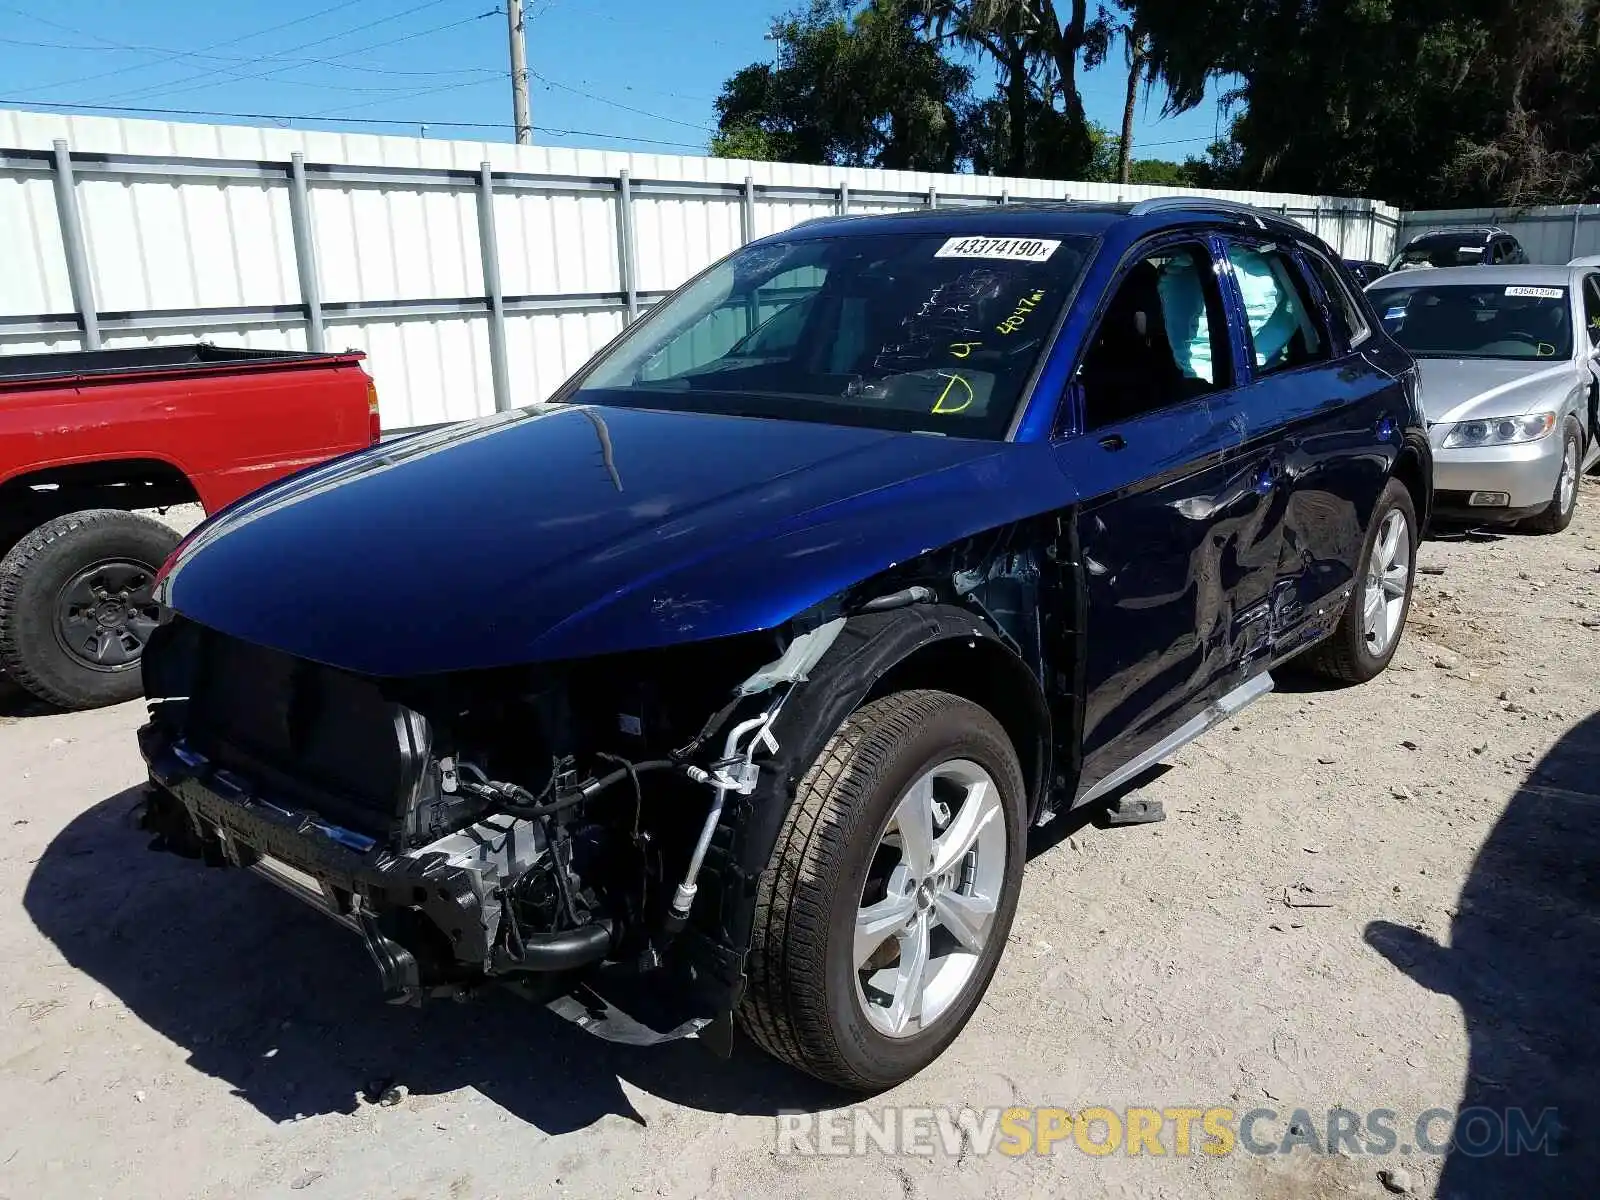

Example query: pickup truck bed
[0,342,378,709]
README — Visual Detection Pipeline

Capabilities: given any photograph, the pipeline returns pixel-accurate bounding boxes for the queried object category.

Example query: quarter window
[1225,243,1329,376]
[1304,253,1372,348]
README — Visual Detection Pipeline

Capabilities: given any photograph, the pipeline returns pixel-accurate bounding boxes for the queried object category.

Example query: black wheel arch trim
[674,602,1052,1016]
[1395,430,1435,534]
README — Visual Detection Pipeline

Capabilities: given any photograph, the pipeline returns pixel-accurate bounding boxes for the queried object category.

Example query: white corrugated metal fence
[0,108,1402,429]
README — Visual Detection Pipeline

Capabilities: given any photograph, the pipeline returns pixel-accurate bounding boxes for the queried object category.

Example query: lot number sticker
[1505,285,1564,299]
[936,236,1060,262]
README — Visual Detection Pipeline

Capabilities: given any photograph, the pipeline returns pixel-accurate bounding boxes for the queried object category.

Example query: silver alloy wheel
[1363,508,1411,657]
[1559,435,1580,516]
[853,759,1006,1039]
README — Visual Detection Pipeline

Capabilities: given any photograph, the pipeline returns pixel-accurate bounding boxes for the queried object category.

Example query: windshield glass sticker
[1505,286,1563,299]
[936,236,1060,263]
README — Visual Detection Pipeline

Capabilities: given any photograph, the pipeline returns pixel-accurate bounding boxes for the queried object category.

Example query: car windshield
[1389,237,1487,271]
[568,231,1094,439]
[1370,282,1572,360]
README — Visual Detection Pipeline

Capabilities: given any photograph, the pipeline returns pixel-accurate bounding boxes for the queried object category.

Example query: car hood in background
[1416,358,1580,426]
[160,403,1068,675]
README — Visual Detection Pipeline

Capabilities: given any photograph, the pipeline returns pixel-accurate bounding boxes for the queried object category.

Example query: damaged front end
[137,612,848,1043]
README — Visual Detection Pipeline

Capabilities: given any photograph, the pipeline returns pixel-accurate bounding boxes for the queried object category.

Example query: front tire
[1521,417,1582,535]
[1303,478,1417,685]
[0,510,179,710]
[738,689,1026,1092]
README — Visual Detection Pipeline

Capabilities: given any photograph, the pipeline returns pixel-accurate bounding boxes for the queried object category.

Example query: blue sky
[0,0,1224,162]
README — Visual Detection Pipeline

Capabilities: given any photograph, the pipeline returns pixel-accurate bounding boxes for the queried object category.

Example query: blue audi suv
[137,198,1430,1091]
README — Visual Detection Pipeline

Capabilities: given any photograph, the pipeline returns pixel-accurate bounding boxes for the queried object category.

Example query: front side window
[571,232,1094,439]
[1225,243,1328,375]
[1370,282,1573,360]
[1077,241,1231,430]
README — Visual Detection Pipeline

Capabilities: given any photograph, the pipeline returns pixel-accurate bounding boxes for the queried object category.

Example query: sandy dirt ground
[1,501,1596,1200]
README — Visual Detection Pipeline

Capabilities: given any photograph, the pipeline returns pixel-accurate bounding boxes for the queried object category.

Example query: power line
[0,96,709,148]
[103,10,502,106]
[0,34,497,78]
[0,38,493,95]
[530,69,715,134]
[0,1,370,93]
[308,75,502,117]
[89,0,473,105]
[1136,134,1215,149]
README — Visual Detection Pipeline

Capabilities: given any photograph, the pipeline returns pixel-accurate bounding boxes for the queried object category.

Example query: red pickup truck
[0,344,379,709]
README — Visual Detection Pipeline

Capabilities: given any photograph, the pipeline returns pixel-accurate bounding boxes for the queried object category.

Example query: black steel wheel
[0,510,180,709]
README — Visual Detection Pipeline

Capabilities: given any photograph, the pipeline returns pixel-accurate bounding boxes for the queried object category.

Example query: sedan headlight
[1442,411,1557,449]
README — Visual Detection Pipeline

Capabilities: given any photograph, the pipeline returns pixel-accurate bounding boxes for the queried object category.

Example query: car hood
[1416,358,1578,426]
[160,403,1067,676]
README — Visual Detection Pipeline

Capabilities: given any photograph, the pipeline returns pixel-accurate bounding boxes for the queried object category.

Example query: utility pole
[508,0,531,145]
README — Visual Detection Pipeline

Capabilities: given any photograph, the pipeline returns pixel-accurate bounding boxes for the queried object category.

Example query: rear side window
[1225,243,1329,376]
[1304,253,1372,348]
[1584,275,1600,346]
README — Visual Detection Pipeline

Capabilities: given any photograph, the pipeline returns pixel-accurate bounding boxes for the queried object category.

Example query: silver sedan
[1367,265,1600,532]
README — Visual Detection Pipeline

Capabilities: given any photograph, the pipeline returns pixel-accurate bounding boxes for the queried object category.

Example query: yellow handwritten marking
[949,341,982,359]
[1537,343,1556,357]
[932,372,974,414]
[996,290,1048,335]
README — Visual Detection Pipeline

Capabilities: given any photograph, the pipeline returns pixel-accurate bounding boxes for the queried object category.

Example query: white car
[1367,265,1600,532]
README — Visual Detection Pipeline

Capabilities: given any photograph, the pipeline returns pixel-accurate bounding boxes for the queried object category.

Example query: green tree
[1130,0,1600,206]
[1127,158,1194,186]
[711,0,972,171]
[921,0,1116,178]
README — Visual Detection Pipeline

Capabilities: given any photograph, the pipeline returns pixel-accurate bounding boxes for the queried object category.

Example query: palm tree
[921,1,1109,178]
[1118,20,1151,184]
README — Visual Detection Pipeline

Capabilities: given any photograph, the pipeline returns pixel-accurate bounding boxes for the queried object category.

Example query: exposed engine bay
[135,610,867,1035]
[133,526,1059,1044]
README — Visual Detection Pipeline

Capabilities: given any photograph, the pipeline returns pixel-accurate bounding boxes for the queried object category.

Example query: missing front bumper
[136,723,714,1045]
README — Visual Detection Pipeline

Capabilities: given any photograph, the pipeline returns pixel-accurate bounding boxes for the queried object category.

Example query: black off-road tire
[1521,417,1583,535]
[737,689,1027,1092]
[1302,478,1418,685]
[0,509,179,710]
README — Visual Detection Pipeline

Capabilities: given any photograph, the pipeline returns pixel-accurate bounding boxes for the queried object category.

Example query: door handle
[1098,433,1126,452]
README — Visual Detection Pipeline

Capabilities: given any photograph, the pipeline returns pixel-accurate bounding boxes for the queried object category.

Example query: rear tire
[1302,479,1417,685]
[1521,417,1582,535]
[0,510,179,710]
[738,689,1026,1092]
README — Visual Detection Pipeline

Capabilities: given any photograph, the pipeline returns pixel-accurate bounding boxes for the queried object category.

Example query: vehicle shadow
[0,673,55,718]
[21,787,846,1133]
[1364,710,1600,1196]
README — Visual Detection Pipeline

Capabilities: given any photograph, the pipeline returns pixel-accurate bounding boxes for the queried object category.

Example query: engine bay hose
[477,759,677,819]
[503,917,614,972]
